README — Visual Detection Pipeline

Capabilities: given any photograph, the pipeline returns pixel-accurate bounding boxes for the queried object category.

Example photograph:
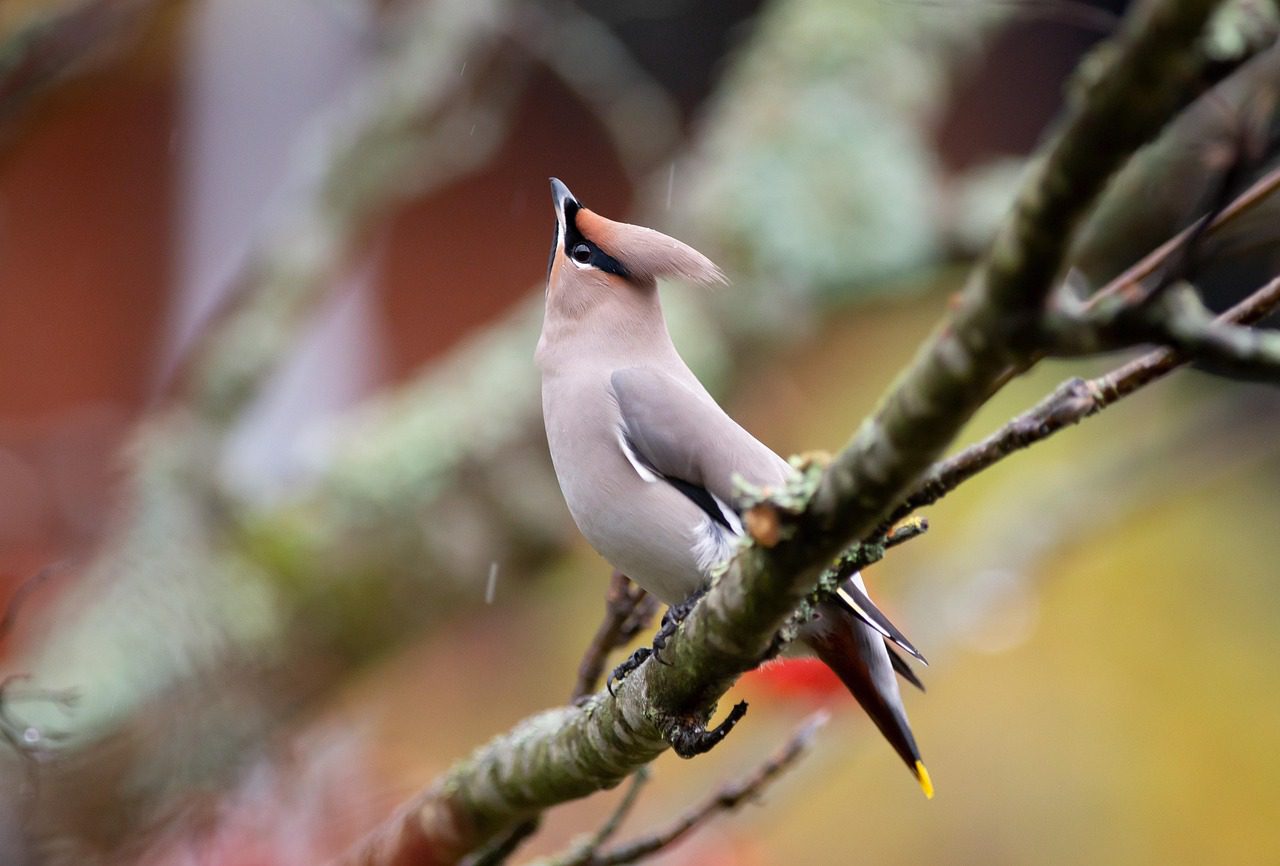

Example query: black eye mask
[561,201,630,279]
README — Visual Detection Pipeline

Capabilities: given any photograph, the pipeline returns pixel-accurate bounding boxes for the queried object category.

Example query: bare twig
[1080,163,1280,313]
[885,275,1280,526]
[469,818,543,866]
[532,713,827,866]
[1142,280,1280,376]
[0,0,164,130]
[572,573,660,703]
[821,517,931,606]
[586,769,649,852]
[583,712,827,866]
[883,515,930,549]
[533,769,651,866]
[173,0,516,427]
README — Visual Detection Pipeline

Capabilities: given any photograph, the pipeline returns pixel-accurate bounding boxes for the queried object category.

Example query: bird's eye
[571,243,592,264]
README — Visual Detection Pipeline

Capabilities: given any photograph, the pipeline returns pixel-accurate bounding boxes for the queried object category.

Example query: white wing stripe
[617,428,660,483]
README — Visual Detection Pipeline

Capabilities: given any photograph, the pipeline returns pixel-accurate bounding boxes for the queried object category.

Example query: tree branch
[1068,161,1280,322]
[173,0,516,428]
[804,0,1219,545]
[529,768,649,866]
[884,274,1280,526]
[0,0,163,130]
[332,2,1226,862]
[1143,281,1280,376]
[531,712,827,866]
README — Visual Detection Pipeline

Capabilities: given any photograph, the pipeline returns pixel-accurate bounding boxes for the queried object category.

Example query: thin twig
[587,712,828,866]
[885,275,1280,526]
[536,769,651,866]
[469,818,543,866]
[588,769,649,851]
[883,515,930,549]
[531,713,827,866]
[1081,163,1280,312]
[0,0,163,129]
[820,516,931,610]
[572,573,660,702]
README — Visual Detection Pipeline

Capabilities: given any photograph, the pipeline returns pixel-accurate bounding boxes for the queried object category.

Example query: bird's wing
[612,367,925,664]
[610,366,792,520]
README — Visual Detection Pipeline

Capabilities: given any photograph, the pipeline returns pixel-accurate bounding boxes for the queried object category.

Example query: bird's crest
[550,177,726,287]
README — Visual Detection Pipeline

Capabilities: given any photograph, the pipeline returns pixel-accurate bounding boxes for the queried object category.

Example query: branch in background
[505,0,682,176]
[528,769,650,866]
[11,0,682,851]
[467,816,544,866]
[1080,163,1280,314]
[1141,280,1280,376]
[173,0,518,428]
[0,0,164,130]
[1040,115,1279,363]
[333,4,1228,861]
[572,573,660,703]
[531,712,828,866]
[884,275,1280,527]
[14,0,533,855]
[0,562,76,768]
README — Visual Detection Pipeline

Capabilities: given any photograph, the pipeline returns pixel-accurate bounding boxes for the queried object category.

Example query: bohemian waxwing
[537,178,932,797]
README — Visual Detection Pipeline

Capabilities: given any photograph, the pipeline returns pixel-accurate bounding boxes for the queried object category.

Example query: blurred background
[1,0,1279,863]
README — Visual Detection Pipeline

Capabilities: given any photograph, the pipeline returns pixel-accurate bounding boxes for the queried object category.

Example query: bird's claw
[660,701,749,758]
[606,588,707,692]
[651,587,706,663]
[607,647,652,695]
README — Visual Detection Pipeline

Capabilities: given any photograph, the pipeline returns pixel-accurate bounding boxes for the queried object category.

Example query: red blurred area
[744,657,844,700]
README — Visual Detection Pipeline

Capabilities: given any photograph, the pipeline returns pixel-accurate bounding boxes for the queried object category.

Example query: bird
[536,177,932,798]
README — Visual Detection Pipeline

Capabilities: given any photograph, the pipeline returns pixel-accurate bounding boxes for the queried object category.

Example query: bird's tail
[806,601,933,799]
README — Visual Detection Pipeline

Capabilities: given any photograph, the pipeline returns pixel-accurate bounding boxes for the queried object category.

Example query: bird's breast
[540,371,718,604]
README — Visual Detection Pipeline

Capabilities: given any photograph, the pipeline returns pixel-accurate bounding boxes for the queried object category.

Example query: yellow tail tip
[914,761,935,799]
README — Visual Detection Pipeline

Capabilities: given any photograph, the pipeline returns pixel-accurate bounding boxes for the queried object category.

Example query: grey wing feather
[610,366,793,506]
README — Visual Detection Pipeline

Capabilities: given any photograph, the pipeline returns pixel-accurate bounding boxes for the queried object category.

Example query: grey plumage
[537,178,932,795]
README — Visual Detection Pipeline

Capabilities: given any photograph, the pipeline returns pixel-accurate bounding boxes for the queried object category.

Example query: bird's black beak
[549,177,577,220]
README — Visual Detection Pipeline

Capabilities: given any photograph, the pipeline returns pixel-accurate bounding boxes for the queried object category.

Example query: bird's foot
[651,587,707,665]
[606,647,652,696]
[659,701,749,758]
[606,587,708,694]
